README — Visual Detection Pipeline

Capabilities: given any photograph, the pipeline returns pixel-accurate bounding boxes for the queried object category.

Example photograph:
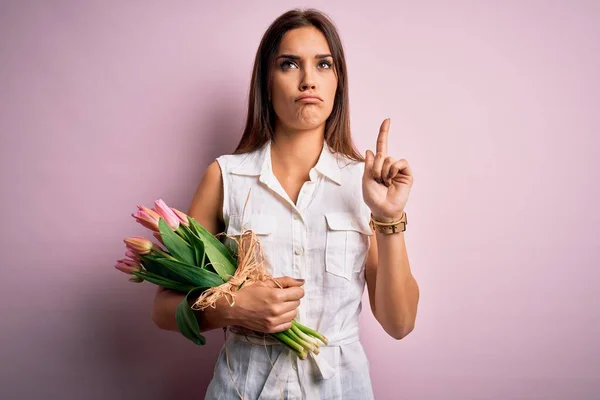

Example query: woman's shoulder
[215,151,257,172]
[216,143,267,172]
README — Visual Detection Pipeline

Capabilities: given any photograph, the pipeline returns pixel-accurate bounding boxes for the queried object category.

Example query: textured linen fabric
[204,139,375,400]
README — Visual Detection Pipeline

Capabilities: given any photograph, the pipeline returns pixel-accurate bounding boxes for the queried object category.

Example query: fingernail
[296,278,305,282]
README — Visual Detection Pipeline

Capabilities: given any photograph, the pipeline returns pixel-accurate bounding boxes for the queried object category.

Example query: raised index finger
[376,118,390,155]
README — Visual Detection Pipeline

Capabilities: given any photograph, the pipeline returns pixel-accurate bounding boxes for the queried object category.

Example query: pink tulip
[115,258,141,274]
[172,208,190,227]
[132,206,161,232]
[154,199,180,230]
[125,250,140,261]
[123,237,153,255]
[138,205,160,219]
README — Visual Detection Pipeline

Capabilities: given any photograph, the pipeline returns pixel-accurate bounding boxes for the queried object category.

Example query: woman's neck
[271,123,326,177]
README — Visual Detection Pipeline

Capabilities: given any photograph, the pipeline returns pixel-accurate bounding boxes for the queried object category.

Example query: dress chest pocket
[324,212,372,283]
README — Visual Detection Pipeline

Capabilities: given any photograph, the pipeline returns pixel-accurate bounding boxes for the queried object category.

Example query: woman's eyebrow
[276,53,333,60]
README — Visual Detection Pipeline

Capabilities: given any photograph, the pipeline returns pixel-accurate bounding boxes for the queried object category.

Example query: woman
[152,8,419,399]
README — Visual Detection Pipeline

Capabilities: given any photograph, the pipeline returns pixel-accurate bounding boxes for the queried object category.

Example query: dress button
[294,247,304,256]
[293,213,300,220]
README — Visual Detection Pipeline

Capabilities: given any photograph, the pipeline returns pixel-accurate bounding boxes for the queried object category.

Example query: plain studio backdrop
[0,1,598,399]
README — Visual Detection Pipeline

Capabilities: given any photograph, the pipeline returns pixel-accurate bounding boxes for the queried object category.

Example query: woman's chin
[275,112,328,133]
[292,114,327,131]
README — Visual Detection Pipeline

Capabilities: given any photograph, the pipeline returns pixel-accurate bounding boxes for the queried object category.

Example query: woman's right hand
[228,276,305,334]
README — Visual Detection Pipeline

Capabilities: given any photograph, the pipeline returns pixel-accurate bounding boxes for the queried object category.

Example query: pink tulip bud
[115,258,142,274]
[154,199,180,230]
[123,237,153,255]
[125,250,140,261]
[172,208,190,227]
[139,205,160,217]
[131,208,160,232]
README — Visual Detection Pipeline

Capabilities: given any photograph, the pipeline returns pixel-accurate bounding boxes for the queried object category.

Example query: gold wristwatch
[370,211,407,234]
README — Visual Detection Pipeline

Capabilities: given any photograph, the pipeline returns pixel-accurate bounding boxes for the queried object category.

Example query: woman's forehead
[278,27,331,56]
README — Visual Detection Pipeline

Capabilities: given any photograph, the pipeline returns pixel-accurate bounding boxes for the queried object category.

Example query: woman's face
[270,26,338,132]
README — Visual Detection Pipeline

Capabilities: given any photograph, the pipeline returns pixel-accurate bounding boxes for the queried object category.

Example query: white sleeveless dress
[204,139,375,400]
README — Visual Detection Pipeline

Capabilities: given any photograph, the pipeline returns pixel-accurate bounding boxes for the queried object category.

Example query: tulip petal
[124,237,153,255]
[115,260,141,274]
[155,199,180,230]
[172,208,190,226]
[132,210,160,232]
[138,205,160,220]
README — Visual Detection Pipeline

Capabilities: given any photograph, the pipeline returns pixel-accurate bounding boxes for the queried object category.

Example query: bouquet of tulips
[114,199,327,359]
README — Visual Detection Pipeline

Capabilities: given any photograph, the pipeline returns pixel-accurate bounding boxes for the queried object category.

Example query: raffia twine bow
[190,228,282,311]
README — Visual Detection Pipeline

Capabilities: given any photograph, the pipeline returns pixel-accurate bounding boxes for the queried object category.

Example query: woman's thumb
[273,276,305,288]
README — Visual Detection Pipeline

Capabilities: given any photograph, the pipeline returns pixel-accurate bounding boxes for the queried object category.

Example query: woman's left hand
[362,118,414,222]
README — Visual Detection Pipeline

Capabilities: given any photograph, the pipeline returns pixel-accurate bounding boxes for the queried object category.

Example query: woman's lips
[296,96,321,103]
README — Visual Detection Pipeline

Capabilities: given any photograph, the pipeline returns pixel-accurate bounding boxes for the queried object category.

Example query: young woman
[152,8,419,399]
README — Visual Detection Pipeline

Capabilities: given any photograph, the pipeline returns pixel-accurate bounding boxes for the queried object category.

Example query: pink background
[1,1,598,399]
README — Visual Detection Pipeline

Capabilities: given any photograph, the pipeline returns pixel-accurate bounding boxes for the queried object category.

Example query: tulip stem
[271,332,306,359]
[150,247,177,260]
[292,321,328,345]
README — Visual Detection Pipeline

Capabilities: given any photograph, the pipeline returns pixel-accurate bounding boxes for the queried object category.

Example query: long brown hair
[233,8,364,162]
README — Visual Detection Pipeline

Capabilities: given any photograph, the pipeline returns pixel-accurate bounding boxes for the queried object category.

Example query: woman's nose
[299,75,316,91]
[300,82,316,90]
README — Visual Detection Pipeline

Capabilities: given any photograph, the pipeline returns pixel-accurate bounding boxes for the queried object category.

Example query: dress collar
[229,139,343,186]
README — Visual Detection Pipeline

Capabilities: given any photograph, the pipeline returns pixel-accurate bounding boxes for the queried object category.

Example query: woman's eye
[318,61,333,69]
[280,60,298,69]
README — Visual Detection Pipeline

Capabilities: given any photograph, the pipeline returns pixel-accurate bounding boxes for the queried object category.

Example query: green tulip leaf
[139,254,183,283]
[132,271,195,292]
[175,288,206,346]
[153,257,224,288]
[158,219,195,265]
[180,225,207,268]
[188,216,236,282]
